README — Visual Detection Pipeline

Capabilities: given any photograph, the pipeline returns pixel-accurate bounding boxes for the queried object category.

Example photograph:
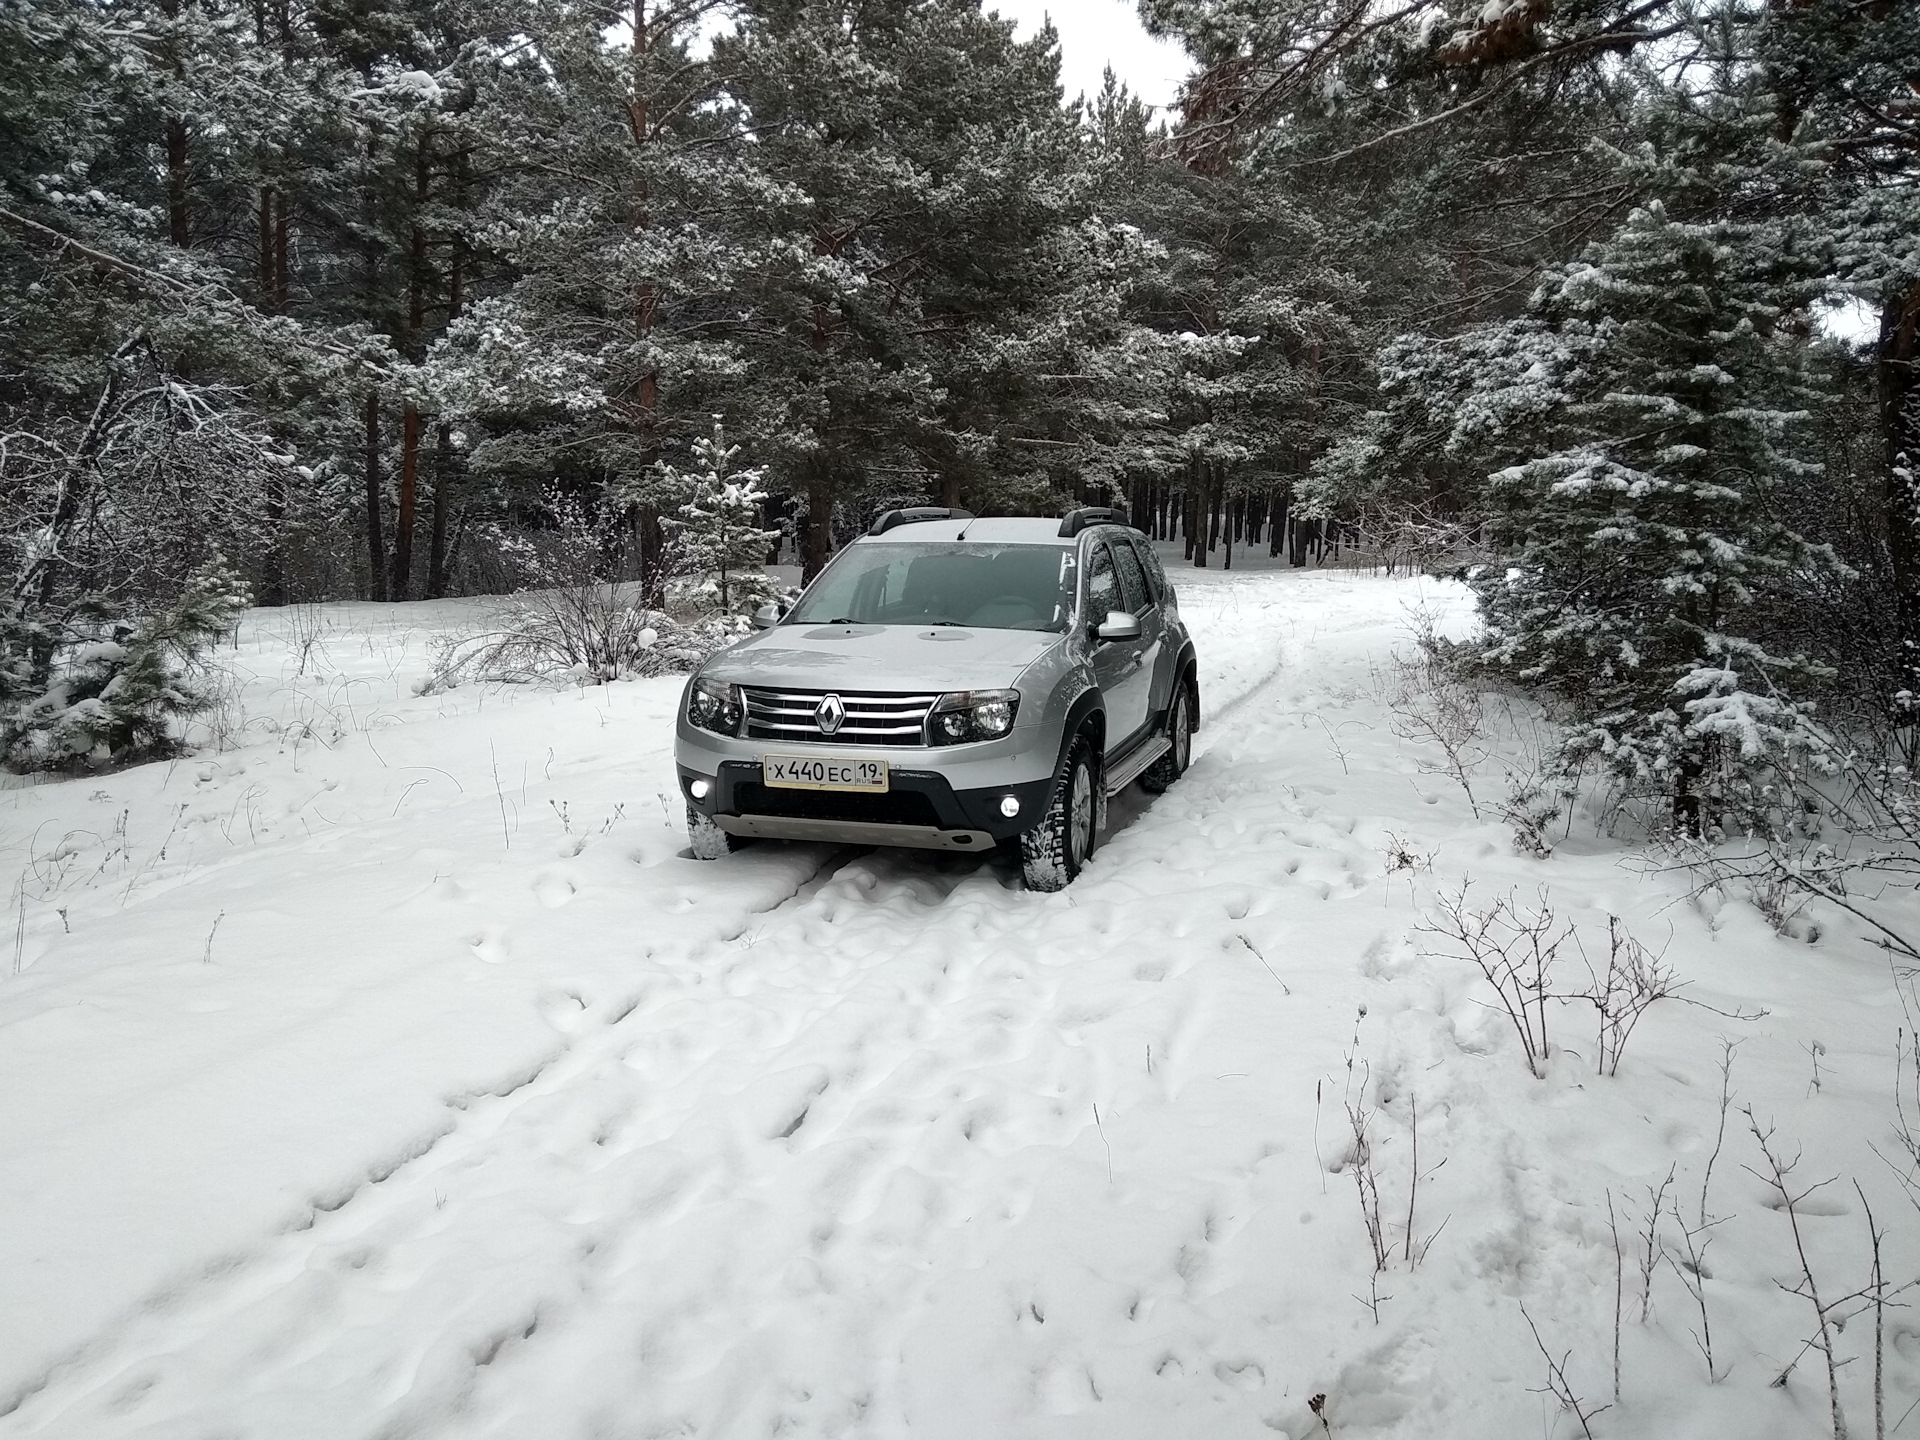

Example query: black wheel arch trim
[1174,641,1200,732]
[1052,687,1105,792]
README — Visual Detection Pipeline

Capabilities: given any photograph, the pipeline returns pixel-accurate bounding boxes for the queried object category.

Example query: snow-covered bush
[418,585,729,692]
[1,558,251,771]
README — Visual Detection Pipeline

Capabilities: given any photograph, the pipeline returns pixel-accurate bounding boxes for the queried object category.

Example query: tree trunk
[1882,282,1920,717]
[629,0,668,606]
[273,188,289,311]
[802,470,833,583]
[258,189,273,297]
[256,185,287,607]
[364,390,388,601]
[429,148,468,602]
[1182,485,1194,560]
[1194,478,1209,569]
[1206,467,1222,555]
[428,421,453,598]
[391,404,421,599]
[639,508,666,607]
[409,137,429,342]
[1271,490,1286,557]
[165,118,189,247]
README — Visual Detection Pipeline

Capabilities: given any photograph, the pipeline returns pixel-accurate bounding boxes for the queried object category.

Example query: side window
[1111,540,1149,613]
[1130,536,1169,606]
[1085,542,1120,619]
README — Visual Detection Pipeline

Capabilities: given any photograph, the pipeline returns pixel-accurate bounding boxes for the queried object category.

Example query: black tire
[1021,734,1098,892]
[687,804,740,859]
[1138,677,1193,794]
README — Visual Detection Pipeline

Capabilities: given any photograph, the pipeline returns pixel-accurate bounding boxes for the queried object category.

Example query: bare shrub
[1381,830,1432,904]
[1498,775,1563,858]
[1578,916,1680,1077]
[1421,884,1567,1077]
[1519,1303,1609,1439]
[1891,1016,1920,1218]
[1334,1014,1446,1324]
[1746,1112,1849,1437]
[420,583,726,692]
[1349,501,1489,578]
[285,601,330,678]
[1384,611,1490,817]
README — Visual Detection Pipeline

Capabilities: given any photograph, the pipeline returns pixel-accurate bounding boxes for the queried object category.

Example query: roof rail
[1058,506,1123,538]
[869,506,974,536]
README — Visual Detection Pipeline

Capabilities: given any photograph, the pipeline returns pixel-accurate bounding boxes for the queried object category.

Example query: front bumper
[678,757,1057,851]
[676,691,1065,851]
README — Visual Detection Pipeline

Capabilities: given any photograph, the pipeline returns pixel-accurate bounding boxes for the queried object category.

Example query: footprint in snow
[1037,1362,1096,1414]
[468,927,509,964]
[532,869,577,908]
[538,989,592,1033]
[1213,1359,1266,1391]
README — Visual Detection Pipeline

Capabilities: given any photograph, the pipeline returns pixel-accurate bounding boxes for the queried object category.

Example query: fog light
[999,795,1020,818]
[690,778,711,800]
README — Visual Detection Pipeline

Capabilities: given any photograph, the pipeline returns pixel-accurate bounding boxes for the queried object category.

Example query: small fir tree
[656,419,779,619]
[2,557,251,769]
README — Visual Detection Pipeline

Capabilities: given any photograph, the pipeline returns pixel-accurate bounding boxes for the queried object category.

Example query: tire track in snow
[0,845,867,1431]
[5,592,1309,1439]
[4,850,1029,1437]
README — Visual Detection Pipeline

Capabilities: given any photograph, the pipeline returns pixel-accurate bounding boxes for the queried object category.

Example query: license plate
[762,753,889,792]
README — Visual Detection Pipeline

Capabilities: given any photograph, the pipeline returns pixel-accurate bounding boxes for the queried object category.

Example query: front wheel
[1021,736,1098,892]
[687,804,739,860]
[1139,678,1193,793]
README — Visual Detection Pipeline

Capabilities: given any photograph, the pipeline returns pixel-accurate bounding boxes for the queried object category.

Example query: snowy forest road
[3,563,1909,1440]
[0,563,1351,1439]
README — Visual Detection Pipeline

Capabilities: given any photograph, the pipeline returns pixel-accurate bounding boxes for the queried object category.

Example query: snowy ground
[1,555,1915,1439]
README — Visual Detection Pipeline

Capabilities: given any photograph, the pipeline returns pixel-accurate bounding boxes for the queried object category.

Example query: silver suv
[674,506,1198,890]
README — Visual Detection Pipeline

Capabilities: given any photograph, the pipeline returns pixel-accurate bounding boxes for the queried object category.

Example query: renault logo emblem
[815,693,845,736]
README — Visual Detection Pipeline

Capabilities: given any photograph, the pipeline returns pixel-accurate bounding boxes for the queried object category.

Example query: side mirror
[1096,610,1142,643]
[752,603,782,630]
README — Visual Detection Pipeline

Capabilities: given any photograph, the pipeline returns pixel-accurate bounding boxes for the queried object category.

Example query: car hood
[700,623,1061,694]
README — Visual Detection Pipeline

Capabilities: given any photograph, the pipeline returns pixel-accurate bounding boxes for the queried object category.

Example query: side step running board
[1105,735,1171,796]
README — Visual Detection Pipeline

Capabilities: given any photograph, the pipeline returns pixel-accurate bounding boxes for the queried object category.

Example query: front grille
[741,687,938,747]
[732,782,944,828]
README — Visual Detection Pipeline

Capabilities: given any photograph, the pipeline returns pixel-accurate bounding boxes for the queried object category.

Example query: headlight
[687,674,743,735]
[928,689,1019,745]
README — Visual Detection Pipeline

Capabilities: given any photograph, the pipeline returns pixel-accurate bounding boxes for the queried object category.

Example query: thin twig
[1855,1180,1885,1440]
[1747,1110,1849,1440]
[1518,1302,1608,1439]
[1606,1189,1623,1405]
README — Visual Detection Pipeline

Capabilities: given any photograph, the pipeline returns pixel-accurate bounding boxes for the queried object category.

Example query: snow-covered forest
[7,0,1920,1437]
[3,0,1914,810]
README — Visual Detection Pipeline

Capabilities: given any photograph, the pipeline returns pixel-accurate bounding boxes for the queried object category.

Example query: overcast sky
[988,0,1191,113]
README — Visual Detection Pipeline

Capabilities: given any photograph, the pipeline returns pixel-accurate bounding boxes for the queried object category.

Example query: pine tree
[425,0,742,601]
[711,0,1144,576]
[654,419,779,619]
[1398,82,1844,829]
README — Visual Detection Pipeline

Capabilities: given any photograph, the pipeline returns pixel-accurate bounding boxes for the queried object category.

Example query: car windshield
[788,543,1074,633]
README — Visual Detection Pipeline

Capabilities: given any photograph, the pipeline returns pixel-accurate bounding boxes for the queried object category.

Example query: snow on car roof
[855,516,1079,546]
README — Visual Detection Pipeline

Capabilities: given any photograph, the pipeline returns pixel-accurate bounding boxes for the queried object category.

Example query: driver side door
[1084,539,1153,753]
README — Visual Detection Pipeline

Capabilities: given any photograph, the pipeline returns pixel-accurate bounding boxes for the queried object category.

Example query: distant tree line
[4,0,1917,816]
